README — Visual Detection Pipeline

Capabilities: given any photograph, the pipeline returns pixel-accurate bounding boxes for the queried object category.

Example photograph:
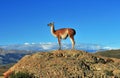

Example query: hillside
[95,49,120,59]
[4,50,120,78]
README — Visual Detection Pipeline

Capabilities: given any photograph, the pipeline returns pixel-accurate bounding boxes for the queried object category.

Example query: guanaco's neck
[50,25,56,37]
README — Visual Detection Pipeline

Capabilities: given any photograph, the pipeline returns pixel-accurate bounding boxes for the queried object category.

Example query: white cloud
[31,43,35,44]
[24,42,30,45]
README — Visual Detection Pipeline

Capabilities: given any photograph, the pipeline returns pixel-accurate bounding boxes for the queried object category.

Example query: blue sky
[0,0,120,49]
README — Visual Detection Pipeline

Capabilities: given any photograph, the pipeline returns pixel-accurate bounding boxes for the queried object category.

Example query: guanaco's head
[48,22,54,27]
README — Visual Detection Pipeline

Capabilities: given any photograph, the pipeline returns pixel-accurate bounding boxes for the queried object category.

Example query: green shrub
[104,70,114,76]
[10,71,35,78]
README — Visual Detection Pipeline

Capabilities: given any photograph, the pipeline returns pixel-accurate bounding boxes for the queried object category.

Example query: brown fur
[48,22,76,50]
[55,28,75,39]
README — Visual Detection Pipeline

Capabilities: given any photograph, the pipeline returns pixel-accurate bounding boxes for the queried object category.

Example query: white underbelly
[60,33,68,39]
[60,29,68,39]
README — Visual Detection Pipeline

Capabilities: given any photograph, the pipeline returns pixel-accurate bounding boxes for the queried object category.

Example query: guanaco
[48,22,76,50]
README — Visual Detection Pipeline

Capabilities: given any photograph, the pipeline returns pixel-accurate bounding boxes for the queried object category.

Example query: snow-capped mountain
[0,43,111,52]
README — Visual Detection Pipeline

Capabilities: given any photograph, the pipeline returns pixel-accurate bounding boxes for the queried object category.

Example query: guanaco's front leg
[58,36,61,50]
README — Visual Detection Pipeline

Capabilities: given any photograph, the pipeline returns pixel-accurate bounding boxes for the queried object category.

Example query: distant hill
[4,50,120,78]
[95,49,120,59]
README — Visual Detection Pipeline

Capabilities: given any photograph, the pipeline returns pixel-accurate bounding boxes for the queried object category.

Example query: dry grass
[0,76,3,78]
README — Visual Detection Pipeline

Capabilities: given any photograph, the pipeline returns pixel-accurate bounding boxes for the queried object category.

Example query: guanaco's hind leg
[69,35,75,49]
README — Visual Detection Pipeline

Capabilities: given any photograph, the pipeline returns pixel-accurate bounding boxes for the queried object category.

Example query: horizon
[0,0,120,49]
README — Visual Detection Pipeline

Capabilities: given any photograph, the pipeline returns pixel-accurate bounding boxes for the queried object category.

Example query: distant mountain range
[0,48,34,64]
[0,43,112,64]
[95,49,120,59]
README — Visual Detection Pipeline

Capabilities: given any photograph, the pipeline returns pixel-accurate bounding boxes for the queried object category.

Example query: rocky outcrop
[4,50,120,78]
